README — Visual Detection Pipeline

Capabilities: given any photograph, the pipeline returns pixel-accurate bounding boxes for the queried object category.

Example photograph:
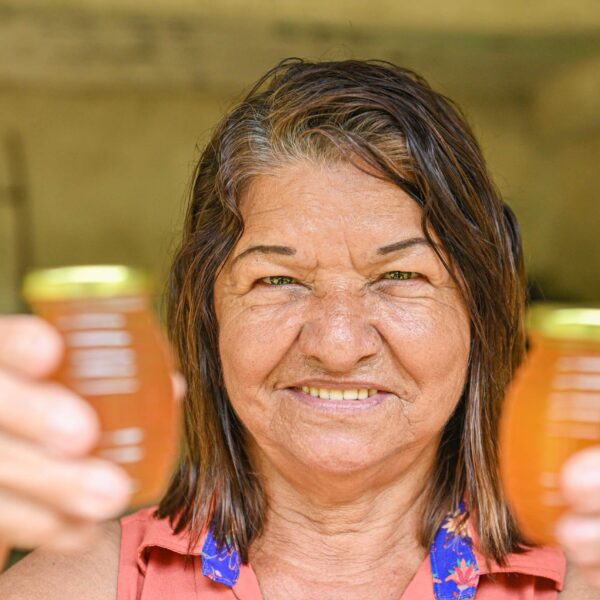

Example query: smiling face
[214,160,471,486]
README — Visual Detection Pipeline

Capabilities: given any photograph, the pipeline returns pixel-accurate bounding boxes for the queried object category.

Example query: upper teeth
[301,386,378,400]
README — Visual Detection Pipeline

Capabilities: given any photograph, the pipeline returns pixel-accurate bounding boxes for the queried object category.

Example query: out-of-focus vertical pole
[4,132,33,311]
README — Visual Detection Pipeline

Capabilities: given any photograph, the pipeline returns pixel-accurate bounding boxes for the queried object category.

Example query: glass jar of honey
[500,303,600,544]
[22,265,180,507]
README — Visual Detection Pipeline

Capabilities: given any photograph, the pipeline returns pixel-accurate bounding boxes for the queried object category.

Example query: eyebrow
[232,237,431,265]
[232,245,296,265]
[377,237,431,255]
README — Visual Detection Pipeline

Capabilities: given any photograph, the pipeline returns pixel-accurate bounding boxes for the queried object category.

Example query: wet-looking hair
[157,58,527,564]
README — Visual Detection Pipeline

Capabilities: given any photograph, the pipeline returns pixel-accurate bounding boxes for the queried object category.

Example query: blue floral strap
[430,502,480,599]
[201,530,241,587]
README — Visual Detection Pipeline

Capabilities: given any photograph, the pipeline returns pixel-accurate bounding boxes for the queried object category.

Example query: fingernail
[556,516,600,545]
[171,372,187,401]
[563,463,600,493]
[46,402,95,448]
[14,319,62,368]
[562,448,600,490]
[80,467,132,518]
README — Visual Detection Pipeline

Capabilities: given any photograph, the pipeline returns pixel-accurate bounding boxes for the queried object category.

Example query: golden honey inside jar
[22,266,180,507]
[500,304,600,545]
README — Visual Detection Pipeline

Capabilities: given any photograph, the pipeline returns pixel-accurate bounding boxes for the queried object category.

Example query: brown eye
[260,276,297,286]
[382,271,416,281]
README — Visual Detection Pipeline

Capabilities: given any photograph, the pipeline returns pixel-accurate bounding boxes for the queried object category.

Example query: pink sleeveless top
[118,506,566,599]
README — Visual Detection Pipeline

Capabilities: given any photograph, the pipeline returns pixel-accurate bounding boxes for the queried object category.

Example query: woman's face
[214,161,470,483]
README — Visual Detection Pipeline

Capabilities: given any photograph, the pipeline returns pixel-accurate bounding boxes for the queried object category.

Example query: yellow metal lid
[22,265,151,302]
[527,303,600,342]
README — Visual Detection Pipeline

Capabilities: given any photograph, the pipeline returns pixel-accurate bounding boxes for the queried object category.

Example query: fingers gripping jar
[500,304,600,544]
[23,265,180,507]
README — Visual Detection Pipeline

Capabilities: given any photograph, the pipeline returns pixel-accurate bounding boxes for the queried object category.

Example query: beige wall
[1,1,599,313]
[0,90,224,312]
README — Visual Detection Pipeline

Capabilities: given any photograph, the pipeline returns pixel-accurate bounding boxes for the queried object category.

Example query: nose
[297,291,381,373]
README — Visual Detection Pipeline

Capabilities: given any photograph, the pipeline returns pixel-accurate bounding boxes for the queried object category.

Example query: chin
[288,435,393,476]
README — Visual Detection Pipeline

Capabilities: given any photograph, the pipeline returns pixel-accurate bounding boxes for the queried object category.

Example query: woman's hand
[0,315,132,552]
[557,447,600,589]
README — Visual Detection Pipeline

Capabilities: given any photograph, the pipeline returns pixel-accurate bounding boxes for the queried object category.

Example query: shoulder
[560,561,600,599]
[0,520,121,600]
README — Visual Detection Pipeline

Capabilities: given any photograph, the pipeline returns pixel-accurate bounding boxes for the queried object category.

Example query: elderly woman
[0,59,599,599]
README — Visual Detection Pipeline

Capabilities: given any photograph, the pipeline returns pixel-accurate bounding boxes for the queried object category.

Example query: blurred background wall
[1,0,599,313]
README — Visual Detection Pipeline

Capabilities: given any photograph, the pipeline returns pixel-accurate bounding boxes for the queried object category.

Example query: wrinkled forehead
[239,160,421,226]
[234,160,449,259]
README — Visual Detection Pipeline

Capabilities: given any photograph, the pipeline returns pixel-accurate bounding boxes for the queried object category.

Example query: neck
[249,447,435,599]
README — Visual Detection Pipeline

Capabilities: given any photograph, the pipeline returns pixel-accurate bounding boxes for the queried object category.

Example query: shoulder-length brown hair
[157,58,527,564]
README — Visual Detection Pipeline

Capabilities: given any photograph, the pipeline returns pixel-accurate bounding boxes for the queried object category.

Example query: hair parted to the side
[157,58,528,564]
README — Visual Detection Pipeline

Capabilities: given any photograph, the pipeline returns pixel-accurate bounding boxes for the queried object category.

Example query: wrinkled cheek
[219,306,301,394]
[413,345,469,408]
[412,343,470,429]
[384,307,470,416]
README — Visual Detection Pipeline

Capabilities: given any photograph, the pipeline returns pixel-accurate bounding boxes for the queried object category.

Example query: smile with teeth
[300,386,379,400]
